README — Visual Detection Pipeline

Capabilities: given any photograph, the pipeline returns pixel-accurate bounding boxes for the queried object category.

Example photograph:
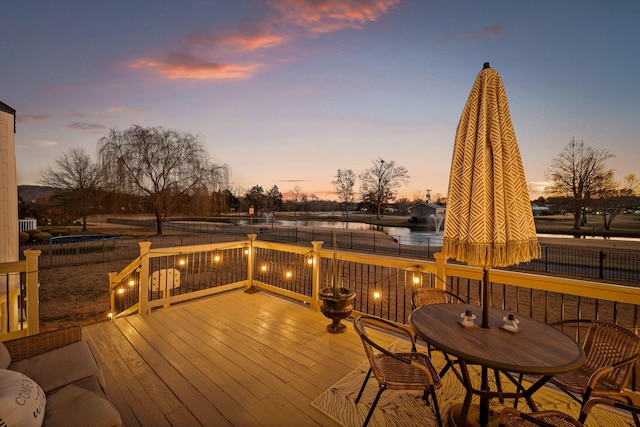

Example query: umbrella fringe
[442,238,541,269]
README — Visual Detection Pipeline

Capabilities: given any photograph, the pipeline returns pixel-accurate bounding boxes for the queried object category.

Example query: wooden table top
[409,303,585,375]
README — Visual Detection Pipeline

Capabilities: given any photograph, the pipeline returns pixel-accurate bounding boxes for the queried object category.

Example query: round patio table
[409,303,585,427]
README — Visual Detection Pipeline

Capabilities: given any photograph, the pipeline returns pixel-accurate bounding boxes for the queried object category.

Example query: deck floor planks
[83,289,396,426]
[167,293,352,424]
[124,314,247,426]
[86,320,182,426]
[143,306,307,425]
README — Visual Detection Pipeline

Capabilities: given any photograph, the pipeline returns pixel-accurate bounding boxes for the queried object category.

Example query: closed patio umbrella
[442,62,540,325]
[442,62,540,426]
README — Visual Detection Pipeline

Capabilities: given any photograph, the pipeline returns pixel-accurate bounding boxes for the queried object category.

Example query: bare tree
[39,147,101,231]
[595,173,638,231]
[359,158,409,219]
[98,125,229,234]
[545,138,613,230]
[332,169,356,218]
[291,185,304,215]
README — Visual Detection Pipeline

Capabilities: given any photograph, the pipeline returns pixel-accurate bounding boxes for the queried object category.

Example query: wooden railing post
[311,241,324,311]
[108,271,117,319]
[247,234,256,290]
[434,251,447,290]
[24,249,40,335]
[139,242,152,316]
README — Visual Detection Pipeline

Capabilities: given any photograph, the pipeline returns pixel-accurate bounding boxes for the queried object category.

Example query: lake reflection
[232,218,444,246]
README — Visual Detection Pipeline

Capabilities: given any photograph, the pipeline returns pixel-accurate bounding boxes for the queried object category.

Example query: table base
[449,403,500,427]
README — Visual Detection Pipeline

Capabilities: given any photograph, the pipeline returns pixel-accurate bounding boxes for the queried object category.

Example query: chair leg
[356,368,373,403]
[494,369,504,404]
[427,384,443,427]
[617,395,640,427]
[362,386,385,427]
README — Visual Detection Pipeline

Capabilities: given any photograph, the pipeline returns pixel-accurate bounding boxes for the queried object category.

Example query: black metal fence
[20,220,640,286]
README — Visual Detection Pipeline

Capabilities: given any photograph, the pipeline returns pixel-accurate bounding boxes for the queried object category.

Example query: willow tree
[98,125,229,234]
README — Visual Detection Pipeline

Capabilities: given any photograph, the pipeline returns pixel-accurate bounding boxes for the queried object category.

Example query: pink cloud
[184,28,289,52]
[65,122,107,134]
[267,0,401,34]
[130,52,263,80]
[437,25,506,44]
[16,114,51,124]
[130,1,399,80]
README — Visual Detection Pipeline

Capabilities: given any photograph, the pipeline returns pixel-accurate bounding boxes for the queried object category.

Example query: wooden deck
[83,289,396,427]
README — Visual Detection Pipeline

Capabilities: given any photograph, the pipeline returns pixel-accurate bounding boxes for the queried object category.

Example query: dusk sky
[3,1,639,201]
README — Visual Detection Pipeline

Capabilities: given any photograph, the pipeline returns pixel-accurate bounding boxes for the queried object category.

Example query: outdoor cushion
[0,369,46,427]
[0,342,11,369]
[9,341,101,393]
[43,375,122,427]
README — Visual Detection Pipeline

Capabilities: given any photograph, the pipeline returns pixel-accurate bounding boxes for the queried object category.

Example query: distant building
[408,203,445,224]
[532,203,551,216]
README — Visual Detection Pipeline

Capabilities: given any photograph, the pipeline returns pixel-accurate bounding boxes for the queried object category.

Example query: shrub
[19,232,29,244]
[32,232,52,243]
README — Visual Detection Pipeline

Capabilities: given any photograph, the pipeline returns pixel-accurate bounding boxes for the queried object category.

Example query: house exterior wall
[0,106,18,263]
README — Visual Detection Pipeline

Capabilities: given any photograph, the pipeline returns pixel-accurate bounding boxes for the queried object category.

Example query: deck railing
[108,237,640,330]
[107,236,640,391]
[0,250,40,340]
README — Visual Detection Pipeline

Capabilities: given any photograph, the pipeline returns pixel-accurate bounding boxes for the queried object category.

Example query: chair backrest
[353,316,386,381]
[411,288,461,309]
[582,320,640,390]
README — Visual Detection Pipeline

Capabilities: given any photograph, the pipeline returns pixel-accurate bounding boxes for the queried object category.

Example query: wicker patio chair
[498,397,640,426]
[411,287,464,309]
[353,315,443,427]
[578,397,640,425]
[411,287,467,379]
[498,407,583,427]
[410,287,508,400]
[550,319,640,424]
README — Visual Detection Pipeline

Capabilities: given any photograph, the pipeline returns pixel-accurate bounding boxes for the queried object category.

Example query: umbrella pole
[482,269,490,328]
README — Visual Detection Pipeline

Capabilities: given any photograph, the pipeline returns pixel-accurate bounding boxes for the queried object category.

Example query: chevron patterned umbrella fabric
[441,63,542,427]
[442,64,540,269]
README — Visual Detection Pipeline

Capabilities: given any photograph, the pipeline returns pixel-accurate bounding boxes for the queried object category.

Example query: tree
[265,185,283,214]
[291,185,304,215]
[595,173,639,230]
[545,139,614,230]
[332,169,356,218]
[359,158,409,219]
[244,185,265,214]
[98,125,229,235]
[39,148,101,231]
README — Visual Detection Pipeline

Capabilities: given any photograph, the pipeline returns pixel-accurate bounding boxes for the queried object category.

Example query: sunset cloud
[16,114,51,124]
[267,0,401,34]
[65,122,107,134]
[131,52,263,80]
[184,29,289,53]
[130,0,399,80]
[36,139,60,147]
[437,25,506,44]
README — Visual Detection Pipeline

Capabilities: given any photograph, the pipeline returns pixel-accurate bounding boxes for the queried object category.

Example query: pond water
[220,218,640,245]
[226,218,444,246]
